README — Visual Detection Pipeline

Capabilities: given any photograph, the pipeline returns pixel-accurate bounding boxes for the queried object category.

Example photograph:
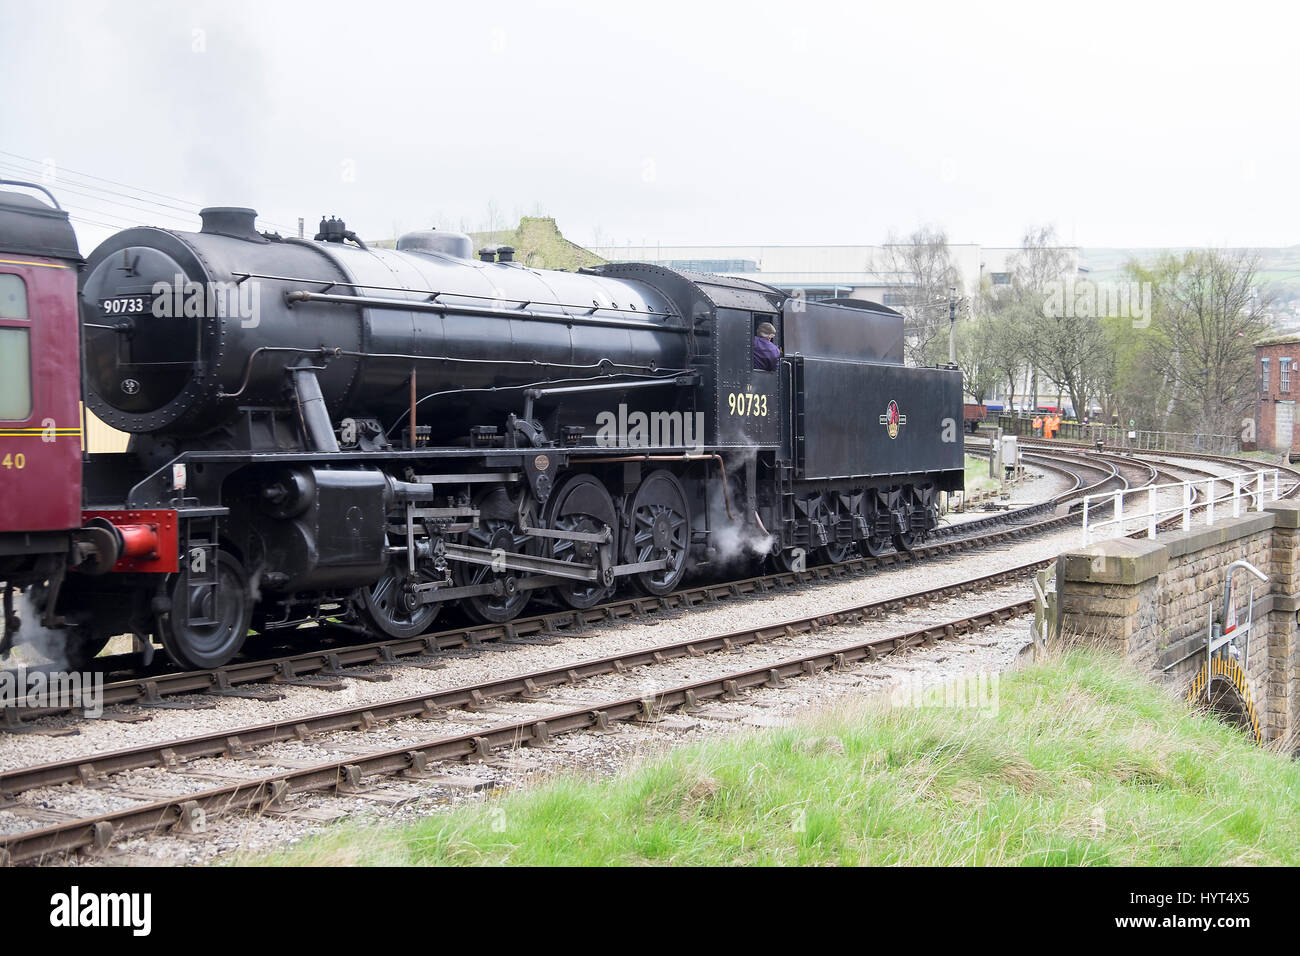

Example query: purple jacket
[753,335,781,372]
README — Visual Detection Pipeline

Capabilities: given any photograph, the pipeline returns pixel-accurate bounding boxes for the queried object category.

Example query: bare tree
[480,200,506,246]
[978,278,1029,409]
[1005,225,1107,415]
[1030,307,1110,419]
[1147,249,1271,435]
[955,311,1000,404]
[1010,226,1073,306]
[873,226,963,366]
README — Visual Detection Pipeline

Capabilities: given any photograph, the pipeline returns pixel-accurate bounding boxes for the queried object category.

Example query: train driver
[753,321,781,372]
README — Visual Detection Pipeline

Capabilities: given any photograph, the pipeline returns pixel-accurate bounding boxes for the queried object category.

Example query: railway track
[0,560,1052,800]
[1014,436,1300,484]
[0,586,1037,864]
[1020,443,1300,521]
[932,451,1092,537]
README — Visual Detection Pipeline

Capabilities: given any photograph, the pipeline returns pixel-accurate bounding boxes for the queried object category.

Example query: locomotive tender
[0,183,963,670]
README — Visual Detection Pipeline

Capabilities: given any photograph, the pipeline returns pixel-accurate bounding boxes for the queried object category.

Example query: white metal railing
[1081,470,1283,545]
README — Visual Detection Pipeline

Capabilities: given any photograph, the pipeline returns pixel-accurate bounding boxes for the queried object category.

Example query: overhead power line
[0,149,206,211]
[0,161,200,227]
[0,150,294,234]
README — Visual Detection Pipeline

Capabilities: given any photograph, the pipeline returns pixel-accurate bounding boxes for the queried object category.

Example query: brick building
[1256,334,1300,456]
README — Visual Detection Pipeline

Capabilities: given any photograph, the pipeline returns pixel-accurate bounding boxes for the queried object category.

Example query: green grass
[245,649,1300,866]
[1235,449,1287,463]
[964,454,1001,495]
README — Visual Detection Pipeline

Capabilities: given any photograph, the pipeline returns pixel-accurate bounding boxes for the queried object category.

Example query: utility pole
[948,285,957,365]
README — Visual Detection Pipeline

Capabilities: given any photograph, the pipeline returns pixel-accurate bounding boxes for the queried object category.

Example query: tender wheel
[852,492,891,557]
[544,474,616,610]
[623,469,691,595]
[772,546,809,573]
[891,486,933,553]
[160,550,252,670]
[862,533,890,557]
[813,494,852,565]
[356,560,442,638]
[456,487,534,624]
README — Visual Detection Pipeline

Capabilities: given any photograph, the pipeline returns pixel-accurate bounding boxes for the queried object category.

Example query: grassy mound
[248,649,1299,866]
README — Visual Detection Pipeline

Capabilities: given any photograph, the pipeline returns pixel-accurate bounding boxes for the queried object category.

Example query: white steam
[706,450,775,569]
[8,589,70,669]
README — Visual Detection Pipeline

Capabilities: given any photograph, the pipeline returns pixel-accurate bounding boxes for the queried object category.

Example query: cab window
[752,315,780,373]
[0,274,31,420]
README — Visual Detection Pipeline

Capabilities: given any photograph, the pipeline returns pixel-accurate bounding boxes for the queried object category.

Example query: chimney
[199,207,261,241]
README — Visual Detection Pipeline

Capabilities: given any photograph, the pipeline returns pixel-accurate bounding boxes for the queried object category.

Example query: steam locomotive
[0,180,963,670]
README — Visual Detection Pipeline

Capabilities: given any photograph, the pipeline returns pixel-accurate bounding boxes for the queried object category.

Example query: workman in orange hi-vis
[1032,415,1043,436]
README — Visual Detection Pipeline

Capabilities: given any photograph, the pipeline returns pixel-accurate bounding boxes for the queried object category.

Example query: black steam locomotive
[51,207,962,669]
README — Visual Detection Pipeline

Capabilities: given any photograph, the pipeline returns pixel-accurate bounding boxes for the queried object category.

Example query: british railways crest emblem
[879,400,906,439]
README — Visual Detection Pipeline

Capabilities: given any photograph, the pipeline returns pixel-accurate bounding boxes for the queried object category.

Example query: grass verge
[964,453,1001,495]
[245,648,1300,866]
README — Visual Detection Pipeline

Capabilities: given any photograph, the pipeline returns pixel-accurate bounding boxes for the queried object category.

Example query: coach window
[0,274,32,421]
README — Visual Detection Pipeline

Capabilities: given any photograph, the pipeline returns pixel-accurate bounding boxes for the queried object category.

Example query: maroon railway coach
[0,181,172,663]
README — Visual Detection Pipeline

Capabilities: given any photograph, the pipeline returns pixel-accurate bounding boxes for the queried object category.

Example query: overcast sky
[1,0,1295,253]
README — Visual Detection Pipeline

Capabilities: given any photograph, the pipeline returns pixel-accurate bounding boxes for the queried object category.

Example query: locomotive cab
[713,307,782,448]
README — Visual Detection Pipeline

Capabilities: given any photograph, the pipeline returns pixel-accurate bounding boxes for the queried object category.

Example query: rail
[1081,469,1282,544]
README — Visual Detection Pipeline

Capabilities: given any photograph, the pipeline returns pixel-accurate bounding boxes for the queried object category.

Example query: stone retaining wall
[1056,503,1300,743]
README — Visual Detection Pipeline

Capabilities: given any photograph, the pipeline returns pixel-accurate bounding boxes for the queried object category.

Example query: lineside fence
[996,415,1240,455]
[1081,470,1283,544]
